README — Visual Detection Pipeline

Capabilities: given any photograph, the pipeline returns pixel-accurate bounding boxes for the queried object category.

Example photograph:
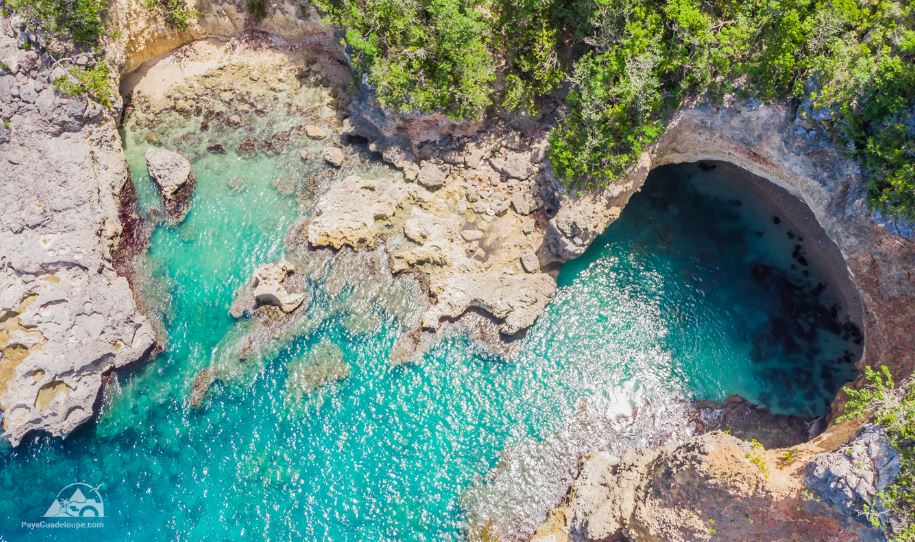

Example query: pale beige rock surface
[0,19,155,445]
[229,261,308,318]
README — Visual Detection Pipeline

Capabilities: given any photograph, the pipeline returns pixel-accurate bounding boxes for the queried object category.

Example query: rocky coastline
[1,2,914,541]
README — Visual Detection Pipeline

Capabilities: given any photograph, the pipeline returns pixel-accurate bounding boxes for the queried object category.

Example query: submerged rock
[285,339,350,401]
[189,369,215,408]
[145,147,195,223]
[237,138,257,157]
[305,125,328,139]
[388,328,435,365]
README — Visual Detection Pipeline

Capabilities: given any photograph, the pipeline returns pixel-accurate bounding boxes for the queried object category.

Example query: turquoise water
[0,142,861,539]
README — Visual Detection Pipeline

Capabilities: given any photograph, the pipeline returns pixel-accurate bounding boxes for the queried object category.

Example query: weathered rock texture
[549,103,915,387]
[229,261,308,318]
[531,432,884,542]
[0,19,155,445]
[807,425,903,532]
[108,0,330,74]
[0,0,339,444]
[144,146,195,222]
[302,125,560,358]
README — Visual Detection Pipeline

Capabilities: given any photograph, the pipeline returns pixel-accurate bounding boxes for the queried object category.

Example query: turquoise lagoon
[0,132,861,540]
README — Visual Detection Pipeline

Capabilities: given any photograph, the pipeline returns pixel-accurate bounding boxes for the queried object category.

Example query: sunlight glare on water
[0,125,861,540]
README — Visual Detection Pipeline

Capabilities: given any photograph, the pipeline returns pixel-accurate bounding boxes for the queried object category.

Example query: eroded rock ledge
[300,127,560,358]
[514,103,915,541]
[0,18,155,445]
[531,430,887,542]
[0,0,331,444]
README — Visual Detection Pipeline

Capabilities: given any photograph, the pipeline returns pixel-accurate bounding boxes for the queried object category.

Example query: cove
[0,153,862,539]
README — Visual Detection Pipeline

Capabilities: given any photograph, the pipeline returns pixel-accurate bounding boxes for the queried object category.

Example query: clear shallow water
[0,144,860,539]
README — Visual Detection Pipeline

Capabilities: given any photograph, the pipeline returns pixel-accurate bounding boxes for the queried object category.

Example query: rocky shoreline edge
[2,2,914,541]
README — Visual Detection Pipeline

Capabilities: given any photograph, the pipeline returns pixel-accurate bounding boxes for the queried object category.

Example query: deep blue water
[0,151,860,540]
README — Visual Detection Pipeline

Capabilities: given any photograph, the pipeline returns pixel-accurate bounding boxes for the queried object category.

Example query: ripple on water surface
[0,140,861,539]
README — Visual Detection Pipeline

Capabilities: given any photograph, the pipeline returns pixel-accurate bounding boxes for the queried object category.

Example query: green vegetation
[9,0,113,106]
[247,0,267,22]
[548,0,915,208]
[7,0,914,217]
[311,0,496,120]
[144,0,197,31]
[839,365,914,541]
[745,438,769,477]
[52,62,113,107]
[8,0,108,47]
[10,0,195,107]
[314,0,914,218]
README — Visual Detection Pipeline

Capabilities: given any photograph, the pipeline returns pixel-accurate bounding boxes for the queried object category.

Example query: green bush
[492,0,566,113]
[52,62,113,107]
[247,0,267,22]
[312,0,496,120]
[839,365,914,541]
[144,0,197,30]
[8,0,108,47]
[547,0,914,219]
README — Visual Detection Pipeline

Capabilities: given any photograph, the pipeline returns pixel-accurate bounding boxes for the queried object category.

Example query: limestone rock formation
[145,146,195,222]
[532,432,884,542]
[417,162,446,188]
[229,261,308,318]
[301,131,559,354]
[308,175,408,249]
[0,19,155,445]
[807,425,901,525]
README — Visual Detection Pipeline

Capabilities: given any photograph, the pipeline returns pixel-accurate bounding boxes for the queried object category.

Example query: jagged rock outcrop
[807,425,902,528]
[145,146,195,222]
[532,432,884,542]
[0,18,155,445]
[302,127,559,356]
[547,103,915,384]
[307,175,408,249]
[0,0,338,445]
[229,261,308,318]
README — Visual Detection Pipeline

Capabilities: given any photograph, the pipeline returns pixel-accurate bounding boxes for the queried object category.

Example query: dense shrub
[312,0,496,120]
[550,0,914,220]
[8,0,108,47]
[315,0,914,219]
